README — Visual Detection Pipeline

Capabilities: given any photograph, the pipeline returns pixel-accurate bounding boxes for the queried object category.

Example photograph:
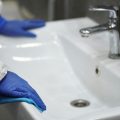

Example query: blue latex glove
[0,71,46,112]
[0,16,45,37]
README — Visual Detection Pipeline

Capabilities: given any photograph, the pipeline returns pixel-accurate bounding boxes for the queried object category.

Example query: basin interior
[0,34,110,120]
[0,29,119,120]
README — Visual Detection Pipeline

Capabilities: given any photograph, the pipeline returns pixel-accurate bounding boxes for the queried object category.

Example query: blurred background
[2,0,120,23]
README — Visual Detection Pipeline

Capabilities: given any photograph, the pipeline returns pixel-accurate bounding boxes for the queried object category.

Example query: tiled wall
[63,0,120,23]
[54,0,120,22]
[17,0,120,22]
[17,0,88,20]
[88,0,120,6]
[17,0,49,19]
[54,0,87,20]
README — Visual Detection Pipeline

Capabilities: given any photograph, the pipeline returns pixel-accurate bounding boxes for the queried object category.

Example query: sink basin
[0,18,120,120]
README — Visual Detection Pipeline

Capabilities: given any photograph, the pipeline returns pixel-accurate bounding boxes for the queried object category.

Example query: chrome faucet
[80,6,120,59]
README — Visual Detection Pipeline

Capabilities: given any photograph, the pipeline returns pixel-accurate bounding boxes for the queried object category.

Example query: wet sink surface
[0,18,120,120]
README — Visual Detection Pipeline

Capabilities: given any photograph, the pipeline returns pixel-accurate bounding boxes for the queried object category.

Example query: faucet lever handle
[89,6,119,18]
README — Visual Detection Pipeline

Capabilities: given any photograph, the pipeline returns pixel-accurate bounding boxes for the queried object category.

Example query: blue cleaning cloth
[0,71,46,112]
[0,16,45,37]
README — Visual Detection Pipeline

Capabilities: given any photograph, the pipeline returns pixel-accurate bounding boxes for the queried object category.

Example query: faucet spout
[80,23,111,37]
[80,5,120,59]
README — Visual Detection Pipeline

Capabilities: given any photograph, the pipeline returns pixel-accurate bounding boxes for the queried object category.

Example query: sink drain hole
[70,99,90,108]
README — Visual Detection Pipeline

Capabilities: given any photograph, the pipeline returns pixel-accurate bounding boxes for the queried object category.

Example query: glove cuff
[0,16,6,31]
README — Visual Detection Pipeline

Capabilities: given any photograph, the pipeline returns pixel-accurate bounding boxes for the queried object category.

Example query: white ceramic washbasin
[0,18,120,120]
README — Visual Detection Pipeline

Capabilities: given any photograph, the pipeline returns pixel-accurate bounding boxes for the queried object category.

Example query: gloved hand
[0,71,46,112]
[0,16,45,37]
